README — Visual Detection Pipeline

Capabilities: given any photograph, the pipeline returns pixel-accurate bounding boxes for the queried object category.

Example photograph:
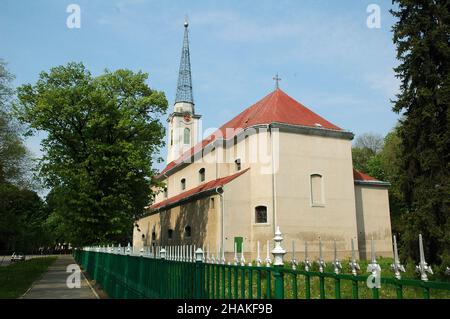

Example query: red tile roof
[158,89,342,178]
[353,169,378,181]
[150,168,250,211]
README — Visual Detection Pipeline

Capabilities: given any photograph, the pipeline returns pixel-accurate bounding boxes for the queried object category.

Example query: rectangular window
[199,168,205,182]
[255,206,267,223]
[311,174,324,206]
[235,158,241,171]
[210,197,215,209]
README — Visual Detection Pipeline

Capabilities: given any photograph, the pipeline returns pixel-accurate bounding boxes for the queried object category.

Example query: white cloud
[365,71,400,99]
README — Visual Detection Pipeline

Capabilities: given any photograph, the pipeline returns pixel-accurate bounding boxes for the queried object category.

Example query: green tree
[378,128,408,236]
[0,59,32,187]
[391,0,450,266]
[0,183,47,252]
[15,62,168,246]
[352,133,385,179]
[0,59,52,252]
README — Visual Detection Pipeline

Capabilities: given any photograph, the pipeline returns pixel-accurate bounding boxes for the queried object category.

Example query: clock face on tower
[183,113,192,122]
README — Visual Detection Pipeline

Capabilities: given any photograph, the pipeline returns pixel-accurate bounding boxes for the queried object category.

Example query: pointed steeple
[175,19,194,106]
[167,18,201,164]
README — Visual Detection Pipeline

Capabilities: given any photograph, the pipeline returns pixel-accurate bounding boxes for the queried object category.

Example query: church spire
[175,18,194,105]
[167,18,201,164]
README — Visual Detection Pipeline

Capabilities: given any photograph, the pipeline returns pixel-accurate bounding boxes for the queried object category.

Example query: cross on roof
[273,74,281,89]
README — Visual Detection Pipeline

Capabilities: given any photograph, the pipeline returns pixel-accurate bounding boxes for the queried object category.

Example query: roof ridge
[158,89,344,178]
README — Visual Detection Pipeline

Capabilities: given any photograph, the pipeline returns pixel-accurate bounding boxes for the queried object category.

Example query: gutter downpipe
[215,186,225,257]
[269,124,277,235]
[161,172,169,246]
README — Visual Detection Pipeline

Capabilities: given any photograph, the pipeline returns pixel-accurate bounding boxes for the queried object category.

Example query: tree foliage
[352,129,406,223]
[391,0,450,265]
[0,183,48,252]
[0,60,31,187]
[352,133,385,179]
[15,62,168,246]
[0,59,48,252]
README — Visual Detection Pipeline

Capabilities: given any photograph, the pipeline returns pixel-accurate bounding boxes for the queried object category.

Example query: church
[133,21,393,261]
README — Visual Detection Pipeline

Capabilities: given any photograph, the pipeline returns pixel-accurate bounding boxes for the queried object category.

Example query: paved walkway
[22,255,98,299]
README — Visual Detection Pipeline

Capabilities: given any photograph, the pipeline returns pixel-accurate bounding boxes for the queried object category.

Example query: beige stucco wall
[133,196,221,251]
[272,131,360,260]
[354,184,393,259]
[134,128,393,262]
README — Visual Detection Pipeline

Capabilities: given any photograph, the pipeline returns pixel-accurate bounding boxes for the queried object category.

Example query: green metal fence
[73,247,450,299]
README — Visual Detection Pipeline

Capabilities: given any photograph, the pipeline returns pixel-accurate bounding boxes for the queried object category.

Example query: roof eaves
[354,180,391,187]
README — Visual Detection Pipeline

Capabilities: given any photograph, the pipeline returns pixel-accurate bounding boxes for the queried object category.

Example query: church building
[133,21,393,261]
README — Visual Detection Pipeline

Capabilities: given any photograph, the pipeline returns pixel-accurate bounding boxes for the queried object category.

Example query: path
[22,255,98,299]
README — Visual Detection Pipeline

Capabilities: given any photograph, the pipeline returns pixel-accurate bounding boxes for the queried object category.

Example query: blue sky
[1,0,400,172]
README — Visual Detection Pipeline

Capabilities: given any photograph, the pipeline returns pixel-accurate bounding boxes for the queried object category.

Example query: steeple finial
[273,74,281,90]
[175,18,194,105]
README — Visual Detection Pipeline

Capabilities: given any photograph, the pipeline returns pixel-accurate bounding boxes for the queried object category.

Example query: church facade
[133,22,393,261]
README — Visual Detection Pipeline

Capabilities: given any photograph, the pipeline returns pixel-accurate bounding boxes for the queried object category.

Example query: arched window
[181,178,186,191]
[184,128,190,144]
[184,226,192,238]
[310,174,324,206]
[168,229,173,240]
[151,231,156,241]
[255,206,267,224]
[199,168,206,182]
[235,158,241,171]
[164,187,168,198]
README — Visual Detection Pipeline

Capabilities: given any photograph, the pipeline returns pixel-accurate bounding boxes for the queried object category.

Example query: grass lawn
[0,257,57,299]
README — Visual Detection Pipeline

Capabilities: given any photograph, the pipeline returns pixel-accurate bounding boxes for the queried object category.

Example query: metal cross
[273,74,281,89]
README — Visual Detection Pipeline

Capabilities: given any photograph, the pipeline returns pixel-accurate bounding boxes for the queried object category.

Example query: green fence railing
[73,247,450,299]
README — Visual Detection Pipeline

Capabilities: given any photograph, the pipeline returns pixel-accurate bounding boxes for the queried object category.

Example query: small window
[163,187,168,198]
[210,197,215,209]
[184,128,190,144]
[151,231,156,241]
[311,174,324,206]
[181,178,186,191]
[235,158,241,171]
[255,206,267,224]
[199,168,206,182]
[141,234,145,239]
[170,129,173,146]
[168,229,173,240]
[184,226,191,238]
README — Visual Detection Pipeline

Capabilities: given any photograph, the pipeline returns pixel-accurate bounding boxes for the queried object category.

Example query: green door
[234,237,243,253]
